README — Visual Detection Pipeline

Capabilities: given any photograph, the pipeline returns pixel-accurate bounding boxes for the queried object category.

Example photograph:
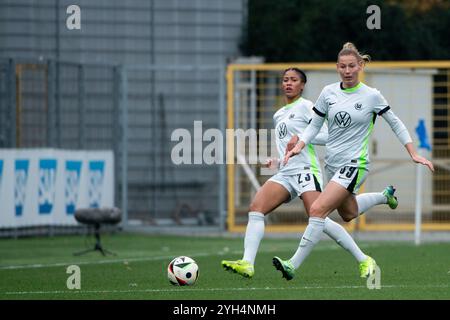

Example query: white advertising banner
[0,149,114,228]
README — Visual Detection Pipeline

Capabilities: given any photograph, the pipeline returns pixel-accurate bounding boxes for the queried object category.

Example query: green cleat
[383,185,398,209]
[221,259,254,278]
[359,256,377,278]
[272,256,295,281]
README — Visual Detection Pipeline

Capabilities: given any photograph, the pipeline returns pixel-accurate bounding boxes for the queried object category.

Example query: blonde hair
[338,42,371,64]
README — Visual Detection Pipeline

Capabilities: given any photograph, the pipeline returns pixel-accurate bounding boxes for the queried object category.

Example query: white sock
[323,217,367,263]
[356,193,386,215]
[290,217,325,269]
[242,211,265,265]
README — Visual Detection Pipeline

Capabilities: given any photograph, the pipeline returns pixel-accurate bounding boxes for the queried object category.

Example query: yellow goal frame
[227,61,450,232]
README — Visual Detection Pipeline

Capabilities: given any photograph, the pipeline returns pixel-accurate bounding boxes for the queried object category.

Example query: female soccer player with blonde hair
[274,43,434,280]
[222,67,389,280]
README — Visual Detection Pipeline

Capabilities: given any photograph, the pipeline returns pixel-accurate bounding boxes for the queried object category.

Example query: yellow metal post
[226,65,236,231]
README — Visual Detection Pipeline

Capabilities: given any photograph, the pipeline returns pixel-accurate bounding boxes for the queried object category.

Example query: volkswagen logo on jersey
[15,159,29,216]
[88,161,105,208]
[38,159,57,214]
[278,122,288,139]
[354,103,362,110]
[334,111,352,128]
[65,160,82,215]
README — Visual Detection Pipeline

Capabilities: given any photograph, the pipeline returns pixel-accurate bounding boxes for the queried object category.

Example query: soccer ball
[167,256,199,286]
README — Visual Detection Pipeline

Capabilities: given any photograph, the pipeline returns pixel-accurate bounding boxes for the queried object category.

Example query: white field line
[0,253,210,270]
[3,284,450,296]
[0,243,368,271]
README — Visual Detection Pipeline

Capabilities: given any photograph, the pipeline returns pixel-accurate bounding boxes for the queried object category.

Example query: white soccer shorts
[268,170,323,202]
[325,164,369,194]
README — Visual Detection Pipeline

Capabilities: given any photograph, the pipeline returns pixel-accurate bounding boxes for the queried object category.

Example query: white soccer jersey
[305,82,412,170]
[273,97,327,176]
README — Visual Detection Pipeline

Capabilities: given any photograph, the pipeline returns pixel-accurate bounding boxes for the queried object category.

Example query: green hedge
[240,0,450,61]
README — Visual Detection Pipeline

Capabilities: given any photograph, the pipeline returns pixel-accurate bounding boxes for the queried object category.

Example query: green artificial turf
[0,233,449,300]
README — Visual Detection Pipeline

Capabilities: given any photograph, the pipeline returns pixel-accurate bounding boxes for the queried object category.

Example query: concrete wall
[0,0,248,224]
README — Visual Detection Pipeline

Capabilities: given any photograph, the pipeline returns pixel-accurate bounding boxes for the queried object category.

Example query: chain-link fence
[0,59,226,236]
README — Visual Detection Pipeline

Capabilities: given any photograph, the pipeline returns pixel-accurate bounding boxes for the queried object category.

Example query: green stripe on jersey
[307,144,321,180]
[284,97,302,109]
[341,82,363,93]
[356,114,375,186]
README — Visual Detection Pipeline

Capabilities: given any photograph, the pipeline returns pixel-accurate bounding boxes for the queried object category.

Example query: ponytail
[338,42,371,64]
